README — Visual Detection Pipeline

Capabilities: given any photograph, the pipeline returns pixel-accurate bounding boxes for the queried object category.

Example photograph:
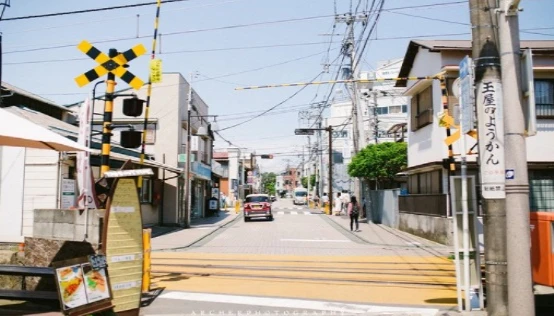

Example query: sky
[1,0,553,173]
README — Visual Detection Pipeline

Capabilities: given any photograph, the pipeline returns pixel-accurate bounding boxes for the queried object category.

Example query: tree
[301,174,316,188]
[261,172,277,195]
[347,142,407,188]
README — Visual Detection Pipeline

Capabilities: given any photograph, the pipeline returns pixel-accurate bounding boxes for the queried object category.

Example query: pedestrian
[221,193,227,210]
[348,195,360,232]
[333,192,342,216]
[340,191,350,215]
[313,194,320,208]
[321,193,329,207]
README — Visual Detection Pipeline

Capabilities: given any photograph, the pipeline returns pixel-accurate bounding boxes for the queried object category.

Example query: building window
[535,80,554,118]
[402,105,408,113]
[376,107,389,115]
[140,177,153,204]
[389,105,402,114]
[410,85,433,131]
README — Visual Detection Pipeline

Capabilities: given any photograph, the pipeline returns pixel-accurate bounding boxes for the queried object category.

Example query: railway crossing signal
[75,40,146,90]
[74,40,147,176]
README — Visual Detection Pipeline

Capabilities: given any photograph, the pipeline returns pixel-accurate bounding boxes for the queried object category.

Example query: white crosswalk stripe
[274,211,316,215]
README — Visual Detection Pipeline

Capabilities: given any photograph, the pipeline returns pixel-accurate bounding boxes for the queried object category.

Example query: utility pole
[335,12,367,201]
[184,72,195,228]
[498,1,535,315]
[469,0,508,314]
[307,136,312,203]
[327,126,333,209]
[317,117,322,198]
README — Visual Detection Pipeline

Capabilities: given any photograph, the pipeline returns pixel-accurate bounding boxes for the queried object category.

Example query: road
[141,198,459,316]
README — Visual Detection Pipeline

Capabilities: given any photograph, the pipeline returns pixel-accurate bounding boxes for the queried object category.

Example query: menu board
[54,259,112,314]
[103,177,144,313]
[56,264,88,310]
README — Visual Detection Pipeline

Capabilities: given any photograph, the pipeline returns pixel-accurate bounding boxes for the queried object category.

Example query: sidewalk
[151,209,239,251]
[324,211,451,257]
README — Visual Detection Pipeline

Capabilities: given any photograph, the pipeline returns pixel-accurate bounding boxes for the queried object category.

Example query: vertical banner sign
[76,98,98,209]
[477,80,506,199]
[459,56,474,135]
[104,177,144,314]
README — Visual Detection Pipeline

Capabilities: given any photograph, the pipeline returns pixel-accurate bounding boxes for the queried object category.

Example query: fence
[399,194,448,217]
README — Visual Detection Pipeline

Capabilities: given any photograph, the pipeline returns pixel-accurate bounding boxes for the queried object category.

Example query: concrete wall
[32,209,103,245]
[0,146,26,243]
[368,189,400,228]
[399,212,453,245]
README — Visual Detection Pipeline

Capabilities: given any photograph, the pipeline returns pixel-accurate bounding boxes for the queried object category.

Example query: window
[376,107,389,115]
[140,177,153,204]
[245,195,269,203]
[410,85,434,131]
[535,80,554,118]
[389,105,402,114]
[402,105,408,113]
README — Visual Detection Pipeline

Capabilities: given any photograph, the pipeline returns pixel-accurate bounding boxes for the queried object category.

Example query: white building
[395,40,554,244]
[72,73,216,224]
[324,60,409,193]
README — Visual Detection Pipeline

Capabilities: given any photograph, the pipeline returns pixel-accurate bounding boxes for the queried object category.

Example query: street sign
[459,56,474,135]
[75,40,146,90]
[177,154,187,163]
[476,79,506,199]
[294,129,315,135]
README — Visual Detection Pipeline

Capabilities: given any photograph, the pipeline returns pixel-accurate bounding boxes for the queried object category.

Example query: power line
[0,0,194,22]
[219,72,324,131]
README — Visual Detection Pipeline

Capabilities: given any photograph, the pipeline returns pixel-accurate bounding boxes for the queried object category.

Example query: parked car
[270,195,277,202]
[243,194,273,222]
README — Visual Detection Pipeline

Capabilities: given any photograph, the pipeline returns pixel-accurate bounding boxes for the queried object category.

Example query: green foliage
[347,142,407,184]
[261,172,277,195]
[301,174,316,188]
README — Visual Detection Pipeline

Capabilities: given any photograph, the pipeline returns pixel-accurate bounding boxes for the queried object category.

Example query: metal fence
[399,194,447,217]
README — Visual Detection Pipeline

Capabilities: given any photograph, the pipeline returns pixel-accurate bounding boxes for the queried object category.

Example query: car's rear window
[246,196,269,203]
[295,192,307,197]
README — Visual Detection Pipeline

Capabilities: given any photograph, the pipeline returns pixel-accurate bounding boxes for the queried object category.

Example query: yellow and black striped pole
[440,75,455,172]
[101,49,118,176]
[138,0,162,189]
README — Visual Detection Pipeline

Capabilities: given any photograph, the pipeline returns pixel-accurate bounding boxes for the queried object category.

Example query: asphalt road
[141,198,458,316]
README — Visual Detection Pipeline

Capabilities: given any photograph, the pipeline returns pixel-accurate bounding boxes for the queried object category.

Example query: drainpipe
[56,152,63,209]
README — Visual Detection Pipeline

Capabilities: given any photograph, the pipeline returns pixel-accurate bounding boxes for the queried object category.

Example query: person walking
[333,192,342,216]
[348,196,360,232]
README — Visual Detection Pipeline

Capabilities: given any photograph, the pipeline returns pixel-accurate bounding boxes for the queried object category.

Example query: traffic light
[260,154,273,159]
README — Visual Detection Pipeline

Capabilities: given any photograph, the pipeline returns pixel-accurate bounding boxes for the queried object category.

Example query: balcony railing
[536,104,554,119]
[399,194,447,217]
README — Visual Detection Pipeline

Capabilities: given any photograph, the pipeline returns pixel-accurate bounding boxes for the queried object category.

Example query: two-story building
[395,40,554,244]
[72,73,216,225]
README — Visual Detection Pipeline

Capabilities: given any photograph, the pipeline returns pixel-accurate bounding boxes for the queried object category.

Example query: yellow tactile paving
[150,252,458,306]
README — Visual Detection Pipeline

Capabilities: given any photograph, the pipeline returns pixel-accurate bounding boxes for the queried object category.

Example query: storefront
[191,161,212,219]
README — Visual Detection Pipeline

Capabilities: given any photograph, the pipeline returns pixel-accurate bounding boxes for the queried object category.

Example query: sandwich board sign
[101,161,145,315]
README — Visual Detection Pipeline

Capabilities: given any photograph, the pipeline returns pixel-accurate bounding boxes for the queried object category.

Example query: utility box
[530,212,554,286]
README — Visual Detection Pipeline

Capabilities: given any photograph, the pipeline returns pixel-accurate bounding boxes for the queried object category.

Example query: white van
[293,188,308,205]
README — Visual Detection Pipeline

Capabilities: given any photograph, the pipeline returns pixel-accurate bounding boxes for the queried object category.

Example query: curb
[155,213,242,252]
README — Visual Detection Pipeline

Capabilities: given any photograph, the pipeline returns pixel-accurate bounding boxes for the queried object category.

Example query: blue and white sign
[506,169,515,180]
[459,56,474,134]
[191,161,212,181]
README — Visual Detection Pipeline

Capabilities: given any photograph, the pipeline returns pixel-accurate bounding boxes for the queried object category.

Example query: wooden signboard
[52,256,113,316]
[101,162,145,315]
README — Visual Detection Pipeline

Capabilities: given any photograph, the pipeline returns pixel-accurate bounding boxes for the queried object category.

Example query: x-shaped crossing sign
[74,40,146,90]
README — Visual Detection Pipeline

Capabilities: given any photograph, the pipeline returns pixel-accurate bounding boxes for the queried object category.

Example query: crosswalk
[274,211,315,215]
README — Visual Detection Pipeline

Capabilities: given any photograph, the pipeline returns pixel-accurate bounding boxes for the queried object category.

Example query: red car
[243,194,273,222]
